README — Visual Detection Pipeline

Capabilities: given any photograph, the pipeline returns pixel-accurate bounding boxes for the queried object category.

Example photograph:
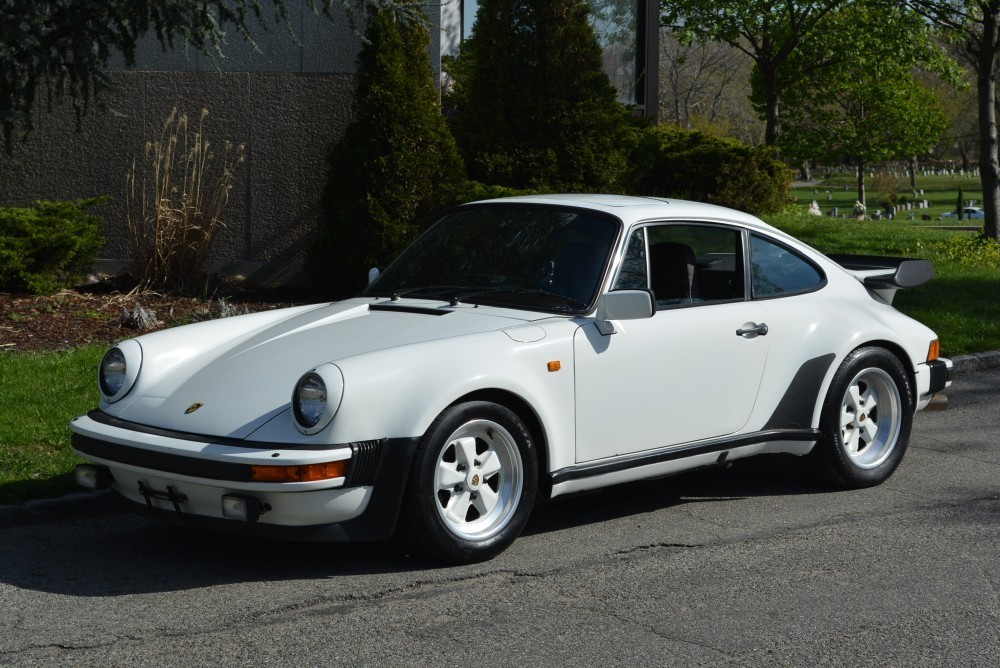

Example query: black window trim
[615,220,750,310]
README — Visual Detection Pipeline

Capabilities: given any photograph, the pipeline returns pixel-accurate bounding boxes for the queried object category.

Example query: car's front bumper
[70,410,418,541]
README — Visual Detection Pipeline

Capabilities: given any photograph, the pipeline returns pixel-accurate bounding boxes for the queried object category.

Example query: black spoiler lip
[827,253,935,290]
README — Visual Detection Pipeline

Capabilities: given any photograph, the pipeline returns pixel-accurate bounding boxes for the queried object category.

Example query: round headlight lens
[100,348,128,397]
[294,372,328,428]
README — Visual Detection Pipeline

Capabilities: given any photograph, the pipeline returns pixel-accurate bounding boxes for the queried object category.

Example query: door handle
[736,322,768,337]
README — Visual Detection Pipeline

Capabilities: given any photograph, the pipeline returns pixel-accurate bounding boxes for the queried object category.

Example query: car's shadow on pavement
[523,453,831,536]
[0,455,834,598]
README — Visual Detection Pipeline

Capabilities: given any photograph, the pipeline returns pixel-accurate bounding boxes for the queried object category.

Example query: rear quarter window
[751,234,825,298]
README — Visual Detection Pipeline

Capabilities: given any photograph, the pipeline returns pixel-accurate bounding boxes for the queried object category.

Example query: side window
[750,235,824,298]
[614,224,744,307]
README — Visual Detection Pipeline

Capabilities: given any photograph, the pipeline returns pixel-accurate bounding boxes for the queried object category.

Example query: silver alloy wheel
[839,367,902,469]
[432,418,524,540]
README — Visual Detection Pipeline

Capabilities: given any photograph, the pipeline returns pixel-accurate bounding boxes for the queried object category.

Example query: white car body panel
[573,301,769,462]
[70,194,953,546]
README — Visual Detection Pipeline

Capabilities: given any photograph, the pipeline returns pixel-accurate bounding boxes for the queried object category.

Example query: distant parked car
[939,207,985,220]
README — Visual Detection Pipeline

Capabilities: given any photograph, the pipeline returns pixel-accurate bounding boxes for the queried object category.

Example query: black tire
[810,347,913,488]
[397,401,538,564]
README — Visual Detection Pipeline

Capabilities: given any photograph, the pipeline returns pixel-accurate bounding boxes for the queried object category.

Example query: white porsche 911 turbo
[71,195,952,563]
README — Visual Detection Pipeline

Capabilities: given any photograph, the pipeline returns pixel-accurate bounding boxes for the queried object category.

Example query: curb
[951,350,1000,375]
[3,351,999,529]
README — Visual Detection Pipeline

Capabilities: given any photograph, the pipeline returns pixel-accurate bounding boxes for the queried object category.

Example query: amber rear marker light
[927,339,940,362]
[250,460,348,483]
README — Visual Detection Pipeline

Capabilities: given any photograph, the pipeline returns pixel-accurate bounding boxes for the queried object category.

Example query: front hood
[108,299,533,437]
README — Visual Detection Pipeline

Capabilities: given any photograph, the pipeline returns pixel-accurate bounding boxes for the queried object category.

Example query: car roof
[467,194,776,231]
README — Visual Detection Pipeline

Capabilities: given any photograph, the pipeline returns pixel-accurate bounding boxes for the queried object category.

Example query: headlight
[99,340,142,403]
[292,364,344,434]
[294,373,327,427]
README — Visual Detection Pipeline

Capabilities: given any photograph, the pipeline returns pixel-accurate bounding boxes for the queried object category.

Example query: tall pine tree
[448,0,633,192]
[306,6,465,298]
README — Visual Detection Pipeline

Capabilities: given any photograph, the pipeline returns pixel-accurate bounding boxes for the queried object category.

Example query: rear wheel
[811,347,913,488]
[398,401,537,564]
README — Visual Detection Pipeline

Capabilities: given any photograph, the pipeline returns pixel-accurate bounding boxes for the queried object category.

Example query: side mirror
[367,267,381,284]
[594,289,655,335]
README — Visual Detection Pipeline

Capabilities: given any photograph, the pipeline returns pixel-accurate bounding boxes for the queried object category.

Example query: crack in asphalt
[912,441,1000,468]
[4,493,999,662]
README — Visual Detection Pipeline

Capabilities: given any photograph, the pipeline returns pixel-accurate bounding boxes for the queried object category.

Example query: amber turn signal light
[927,339,940,362]
[250,460,348,483]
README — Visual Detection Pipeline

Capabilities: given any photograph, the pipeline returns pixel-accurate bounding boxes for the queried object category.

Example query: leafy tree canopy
[0,0,420,153]
[447,0,634,192]
[779,3,950,206]
[660,0,848,145]
[305,4,465,298]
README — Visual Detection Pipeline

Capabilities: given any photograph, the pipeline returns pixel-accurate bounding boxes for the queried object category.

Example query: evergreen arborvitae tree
[305,6,465,298]
[448,0,632,192]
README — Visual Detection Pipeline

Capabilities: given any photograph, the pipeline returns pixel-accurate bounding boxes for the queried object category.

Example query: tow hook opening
[75,464,112,490]
[221,494,270,523]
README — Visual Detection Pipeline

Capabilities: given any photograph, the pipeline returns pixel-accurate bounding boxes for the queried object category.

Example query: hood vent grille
[369,303,449,316]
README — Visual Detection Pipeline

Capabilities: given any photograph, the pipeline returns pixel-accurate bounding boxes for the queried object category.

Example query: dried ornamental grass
[126,108,245,294]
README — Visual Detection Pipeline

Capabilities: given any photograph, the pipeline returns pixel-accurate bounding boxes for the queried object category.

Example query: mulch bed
[0,280,316,353]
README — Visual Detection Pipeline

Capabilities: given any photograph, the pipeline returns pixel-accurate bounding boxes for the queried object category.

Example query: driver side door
[574,223,770,462]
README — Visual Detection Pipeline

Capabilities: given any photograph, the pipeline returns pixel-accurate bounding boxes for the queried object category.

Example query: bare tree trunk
[977,8,1000,240]
[761,64,780,146]
[857,160,867,212]
[800,159,811,181]
[909,156,918,190]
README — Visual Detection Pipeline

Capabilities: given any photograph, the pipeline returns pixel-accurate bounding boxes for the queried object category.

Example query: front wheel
[811,347,913,488]
[398,401,538,564]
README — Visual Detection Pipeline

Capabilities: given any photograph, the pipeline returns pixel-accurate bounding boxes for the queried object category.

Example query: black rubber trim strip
[549,429,820,486]
[763,354,836,430]
[84,409,341,451]
[368,303,450,316]
[73,433,255,482]
[927,359,951,394]
[71,433,378,486]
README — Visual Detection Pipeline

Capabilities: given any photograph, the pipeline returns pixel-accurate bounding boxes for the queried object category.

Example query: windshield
[363,204,621,313]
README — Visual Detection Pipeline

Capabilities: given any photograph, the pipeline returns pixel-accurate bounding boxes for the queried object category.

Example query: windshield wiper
[366,285,465,301]
[452,287,588,310]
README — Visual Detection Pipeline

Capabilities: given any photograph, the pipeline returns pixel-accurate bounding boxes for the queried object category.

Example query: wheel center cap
[859,412,868,423]
[467,471,481,489]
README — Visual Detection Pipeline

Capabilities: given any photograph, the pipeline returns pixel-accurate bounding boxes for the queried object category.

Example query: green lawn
[793,172,984,222]
[0,346,103,504]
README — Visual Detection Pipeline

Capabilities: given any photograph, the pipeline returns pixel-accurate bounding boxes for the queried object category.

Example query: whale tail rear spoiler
[827,254,934,304]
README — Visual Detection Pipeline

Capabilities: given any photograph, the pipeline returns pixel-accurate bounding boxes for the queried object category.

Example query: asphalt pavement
[1,358,998,667]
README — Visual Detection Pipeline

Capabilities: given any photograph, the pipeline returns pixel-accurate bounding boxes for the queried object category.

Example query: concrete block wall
[0,1,369,287]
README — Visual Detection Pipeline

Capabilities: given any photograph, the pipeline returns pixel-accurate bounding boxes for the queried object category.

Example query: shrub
[306,6,466,299]
[447,0,634,192]
[630,124,791,216]
[454,181,545,204]
[0,199,105,294]
[125,108,245,295]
